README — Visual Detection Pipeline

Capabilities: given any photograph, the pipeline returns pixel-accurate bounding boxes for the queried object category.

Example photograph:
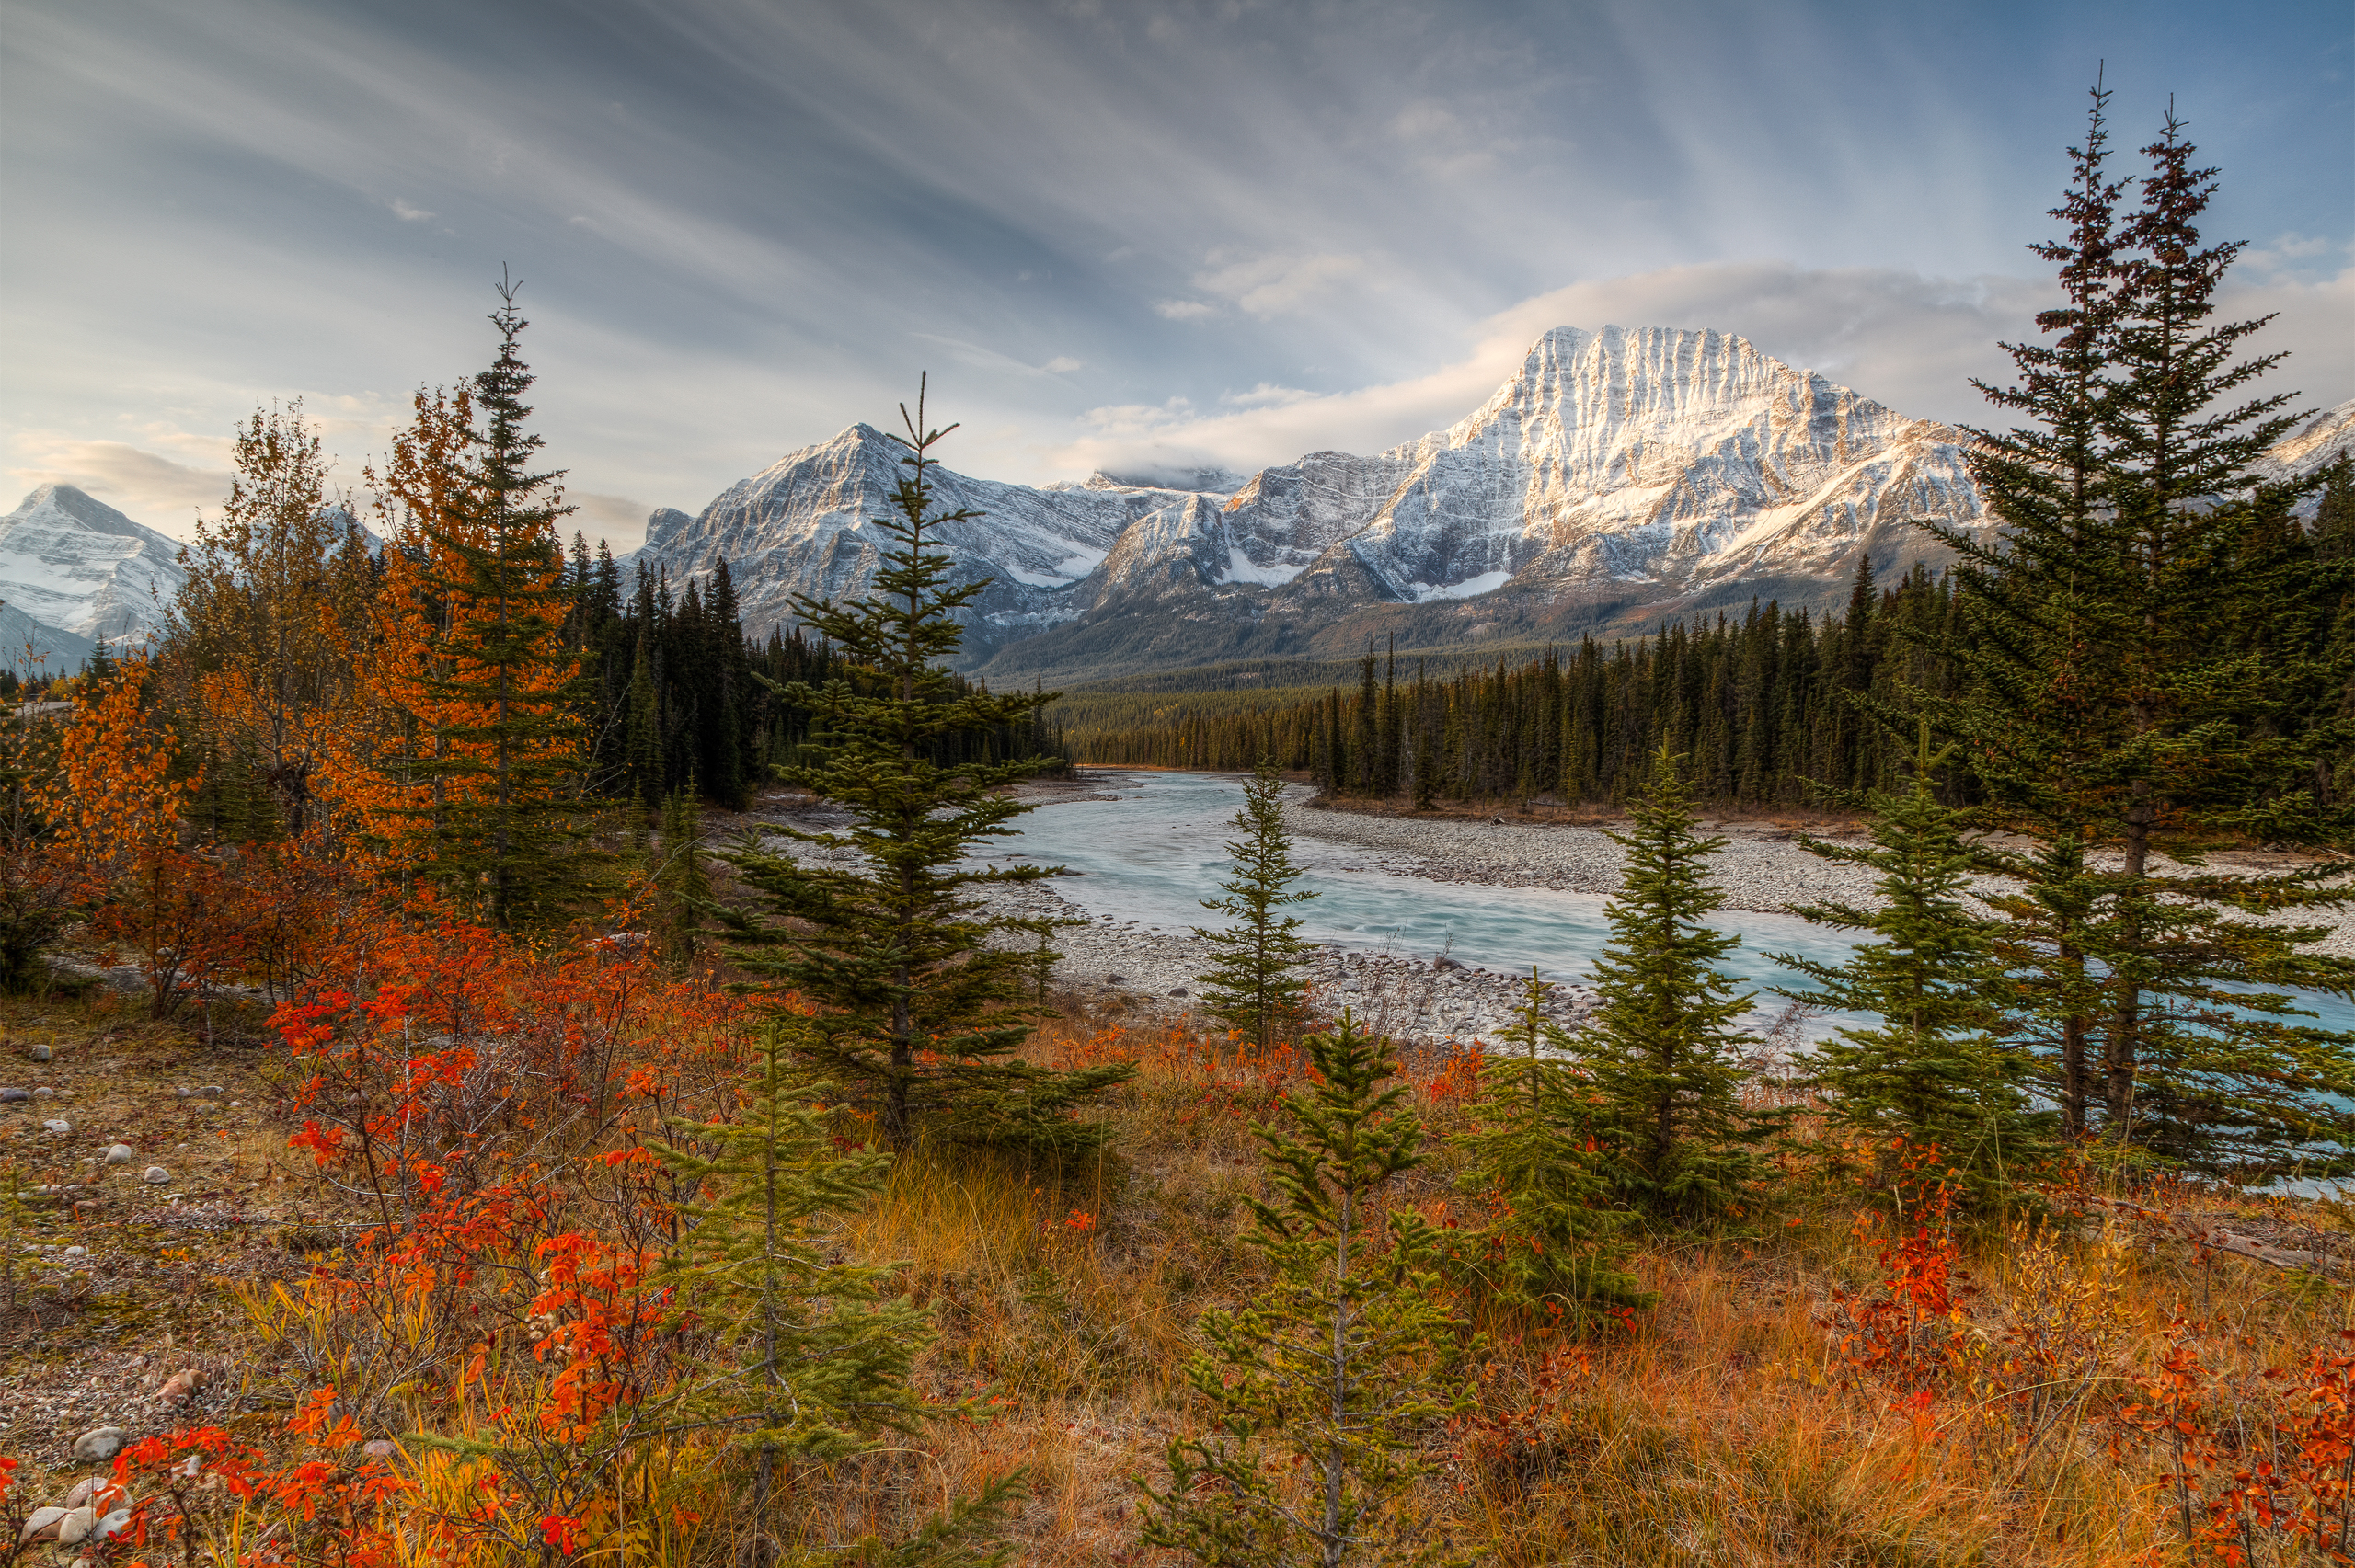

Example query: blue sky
[4,0,2348,547]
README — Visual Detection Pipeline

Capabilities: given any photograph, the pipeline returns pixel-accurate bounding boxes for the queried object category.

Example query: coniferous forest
[8,86,2355,1568]
[1066,489,2355,812]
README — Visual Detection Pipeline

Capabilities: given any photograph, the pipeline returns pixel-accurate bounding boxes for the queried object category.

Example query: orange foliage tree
[338,286,588,931]
[34,658,247,1017]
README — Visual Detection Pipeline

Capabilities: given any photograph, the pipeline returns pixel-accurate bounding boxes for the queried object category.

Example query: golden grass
[19,987,2355,1565]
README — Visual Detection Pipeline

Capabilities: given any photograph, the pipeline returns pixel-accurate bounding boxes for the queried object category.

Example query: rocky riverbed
[741,774,2355,1046]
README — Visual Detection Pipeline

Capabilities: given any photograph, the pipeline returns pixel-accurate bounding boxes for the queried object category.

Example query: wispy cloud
[390,198,435,223]
[5,438,234,536]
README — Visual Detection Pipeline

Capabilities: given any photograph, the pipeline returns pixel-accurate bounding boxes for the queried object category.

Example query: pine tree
[718,383,1132,1150]
[1194,759,1317,1050]
[1775,731,2051,1212]
[1451,969,1647,1321]
[1140,1012,1474,1568]
[652,1022,997,1560]
[1571,747,1771,1227]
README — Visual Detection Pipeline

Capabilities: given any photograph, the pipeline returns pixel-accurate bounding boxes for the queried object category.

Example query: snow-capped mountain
[625,425,1232,658]
[626,326,2347,682]
[0,485,185,651]
[2253,398,2354,506]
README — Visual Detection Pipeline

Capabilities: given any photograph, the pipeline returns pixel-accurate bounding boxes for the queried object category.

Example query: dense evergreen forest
[569,546,1072,812]
[1068,467,2355,814]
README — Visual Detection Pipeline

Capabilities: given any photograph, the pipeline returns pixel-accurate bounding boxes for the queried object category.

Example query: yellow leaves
[35,658,192,872]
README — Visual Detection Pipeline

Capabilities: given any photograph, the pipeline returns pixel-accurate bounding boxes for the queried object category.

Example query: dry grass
[11,986,2355,1565]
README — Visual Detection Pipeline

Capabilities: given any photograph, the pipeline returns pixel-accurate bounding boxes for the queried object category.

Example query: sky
[3,0,2349,551]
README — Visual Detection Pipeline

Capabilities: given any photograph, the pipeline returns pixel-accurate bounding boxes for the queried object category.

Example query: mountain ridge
[630,325,2004,681]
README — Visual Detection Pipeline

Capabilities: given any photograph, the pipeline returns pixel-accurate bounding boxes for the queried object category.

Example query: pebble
[32,1086,53,1098]
[142,1166,171,1185]
[62,1245,86,1259]
[0,1087,25,1102]
[104,1144,133,1165]
[158,1368,201,1402]
[41,1118,69,1134]
[70,1427,123,1462]
[28,1044,51,1062]
[19,1506,65,1544]
[362,1438,396,1459]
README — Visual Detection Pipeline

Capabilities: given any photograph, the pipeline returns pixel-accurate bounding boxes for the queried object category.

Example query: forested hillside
[1069,462,2355,814]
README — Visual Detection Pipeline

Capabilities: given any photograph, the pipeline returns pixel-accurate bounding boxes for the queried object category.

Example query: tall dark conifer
[718,383,1131,1150]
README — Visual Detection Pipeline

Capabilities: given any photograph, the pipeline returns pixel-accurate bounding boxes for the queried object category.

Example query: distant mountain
[2253,398,2354,509]
[0,485,185,653]
[619,328,2354,685]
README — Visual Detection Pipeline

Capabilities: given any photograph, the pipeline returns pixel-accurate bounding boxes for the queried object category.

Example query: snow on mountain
[0,602,94,673]
[0,485,186,647]
[635,327,2335,681]
[2253,398,2355,508]
[629,424,1226,657]
[1316,326,1982,598]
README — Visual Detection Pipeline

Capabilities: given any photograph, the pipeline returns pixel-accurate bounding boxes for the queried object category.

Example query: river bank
[742,769,2355,1047]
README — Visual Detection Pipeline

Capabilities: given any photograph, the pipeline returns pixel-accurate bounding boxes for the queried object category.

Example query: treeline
[1076,561,1965,804]
[564,550,1068,812]
[1074,471,2355,812]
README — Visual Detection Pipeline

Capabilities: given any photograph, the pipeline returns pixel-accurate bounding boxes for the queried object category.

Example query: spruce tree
[652,786,710,970]
[1775,731,2051,1212]
[1920,91,2355,1175]
[372,279,588,930]
[653,1022,1013,1562]
[718,383,1132,1150]
[1451,969,1647,1321]
[1140,1012,1474,1568]
[1571,747,1771,1227]
[1194,759,1317,1050]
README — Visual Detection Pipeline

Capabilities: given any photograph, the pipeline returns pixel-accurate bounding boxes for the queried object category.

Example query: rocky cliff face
[618,327,2349,681]
[0,485,185,653]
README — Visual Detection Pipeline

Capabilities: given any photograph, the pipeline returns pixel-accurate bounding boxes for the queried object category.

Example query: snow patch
[1409,570,1511,602]
[1218,547,1308,587]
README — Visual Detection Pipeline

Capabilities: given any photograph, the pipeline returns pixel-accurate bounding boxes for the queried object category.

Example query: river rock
[0,1087,25,1102]
[18,1506,65,1543]
[104,1144,134,1165]
[158,1368,201,1402]
[70,1426,124,1462]
[28,1044,51,1062]
[41,1118,68,1134]
[142,1166,170,1185]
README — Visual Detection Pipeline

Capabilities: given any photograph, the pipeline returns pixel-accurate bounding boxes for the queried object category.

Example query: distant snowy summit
[631,326,2015,678]
[0,485,184,670]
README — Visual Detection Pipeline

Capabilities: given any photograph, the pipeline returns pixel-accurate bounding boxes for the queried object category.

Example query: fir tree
[1140,1012,1474,1568]
[652,1021,1014,1562]
[1571,747,1771,1227]
[1194,759,1318,1050]
[718,383,1132,1150]
[1451,969,1647,1321]
[1775,731,2051,1212]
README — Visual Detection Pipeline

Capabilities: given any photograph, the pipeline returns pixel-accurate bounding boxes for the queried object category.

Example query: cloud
[1189,251,1369,318]
[390,198,434,222]
[567,491,657,553]
[3,438,234,537]
[909,334,1086,379]
[1050,258,2354,480]
[1153,298,1218,321]
[1222,383,1315,409]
